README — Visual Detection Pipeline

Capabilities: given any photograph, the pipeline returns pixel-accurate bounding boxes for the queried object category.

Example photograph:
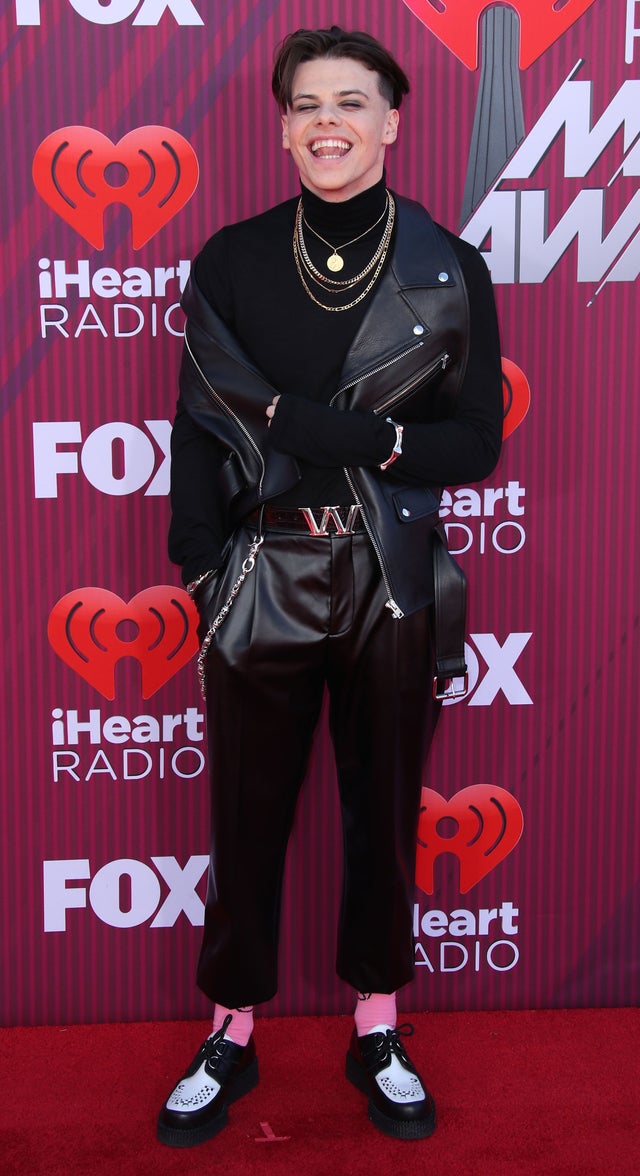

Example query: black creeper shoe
[346,1023,436,1140]
[157,1014,258,1147]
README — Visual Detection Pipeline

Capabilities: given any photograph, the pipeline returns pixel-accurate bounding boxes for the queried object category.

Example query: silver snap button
[413,324,424,335]
[402,508,411,518]
[438,271,449,282]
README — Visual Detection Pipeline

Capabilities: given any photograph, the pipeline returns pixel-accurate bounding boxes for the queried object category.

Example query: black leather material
[195,528,442,1008]
[247,504,366,533]
[157,1024,258,1148]
[179,300,301,511]
[432,523,468,688]
[179,197,470,616]
[346,1024,436,1139]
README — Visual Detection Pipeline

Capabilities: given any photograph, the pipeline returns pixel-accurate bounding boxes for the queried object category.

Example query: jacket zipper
[334,344,450,620]
[332,345,423,616]
[330,340,424,409]
[184,326,267,497]
[342,467,404,618]
[372,350,450,416]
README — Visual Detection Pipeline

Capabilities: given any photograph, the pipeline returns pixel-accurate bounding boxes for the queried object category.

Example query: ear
[382,108,399,145]
[281,112,290,150]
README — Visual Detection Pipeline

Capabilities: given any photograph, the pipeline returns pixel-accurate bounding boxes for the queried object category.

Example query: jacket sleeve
[168,397,228,585]
[168,227,248,584]
[268,238,503,486]
[268,396,396,467]
[394,238,503,485]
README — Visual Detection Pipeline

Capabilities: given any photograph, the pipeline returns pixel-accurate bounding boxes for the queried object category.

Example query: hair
[271,26,410,111]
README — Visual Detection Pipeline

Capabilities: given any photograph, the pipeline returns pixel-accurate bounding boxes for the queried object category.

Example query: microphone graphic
[401,0,598,224]
[459,5,524,226]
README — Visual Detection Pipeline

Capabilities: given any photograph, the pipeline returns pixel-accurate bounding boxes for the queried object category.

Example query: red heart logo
[416,784,524,893]
[502,357,531,439]
[33,126,199,248]
[401,0,598,69]
[48,586,199,699]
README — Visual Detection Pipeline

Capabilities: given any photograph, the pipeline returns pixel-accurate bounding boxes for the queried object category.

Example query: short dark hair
[272,26,410,111]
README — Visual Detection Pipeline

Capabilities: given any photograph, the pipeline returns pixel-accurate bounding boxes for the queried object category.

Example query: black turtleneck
[169,177,503,582]
[193,174,395,507]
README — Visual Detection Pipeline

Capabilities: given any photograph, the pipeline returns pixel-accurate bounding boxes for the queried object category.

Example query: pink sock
[354,992,397,1037]
[211,1003,254,1046]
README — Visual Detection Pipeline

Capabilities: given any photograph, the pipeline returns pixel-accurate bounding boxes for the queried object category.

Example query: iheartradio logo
[416,785,524,893]
[401,0,598,69]
[32,126,199,249]
[502,358,530,439]
[48,586,199,699]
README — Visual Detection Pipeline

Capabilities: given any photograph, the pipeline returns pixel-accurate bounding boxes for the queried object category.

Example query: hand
[266,394,280,426]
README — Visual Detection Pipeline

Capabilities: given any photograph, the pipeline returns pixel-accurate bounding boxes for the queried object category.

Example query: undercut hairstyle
[272,26,410,111]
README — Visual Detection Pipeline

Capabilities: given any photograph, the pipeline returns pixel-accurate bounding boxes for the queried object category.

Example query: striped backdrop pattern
[1,0,638,1024]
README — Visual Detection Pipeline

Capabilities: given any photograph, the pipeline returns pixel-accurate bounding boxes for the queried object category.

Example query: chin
[306,172,369,199]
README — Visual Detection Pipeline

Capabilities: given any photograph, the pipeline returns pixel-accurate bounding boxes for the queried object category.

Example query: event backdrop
[1,0,639,1026]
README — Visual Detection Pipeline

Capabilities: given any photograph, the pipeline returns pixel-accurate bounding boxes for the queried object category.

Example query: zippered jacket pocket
[372,351,450,418]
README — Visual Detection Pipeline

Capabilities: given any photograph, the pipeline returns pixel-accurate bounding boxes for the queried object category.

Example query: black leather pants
[196,523,441,1007]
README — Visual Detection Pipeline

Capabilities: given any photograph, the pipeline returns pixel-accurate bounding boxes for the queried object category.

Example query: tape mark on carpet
[255,1120,291,1142]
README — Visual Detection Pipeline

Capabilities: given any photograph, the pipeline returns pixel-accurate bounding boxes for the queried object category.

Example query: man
[159,26,503,1146]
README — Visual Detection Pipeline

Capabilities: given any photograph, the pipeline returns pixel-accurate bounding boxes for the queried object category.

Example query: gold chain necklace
[296,196,393,291]
[301,195,390,273]
[292,194,396,312]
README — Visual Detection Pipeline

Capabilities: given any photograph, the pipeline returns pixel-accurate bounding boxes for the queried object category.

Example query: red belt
[248,505,365,536]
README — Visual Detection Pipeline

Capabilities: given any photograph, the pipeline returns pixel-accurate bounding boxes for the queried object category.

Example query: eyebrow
[291,88,370,102]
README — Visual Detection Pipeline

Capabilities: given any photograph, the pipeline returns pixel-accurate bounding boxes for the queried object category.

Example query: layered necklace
[293,191,395,313]
[303,197,390,273]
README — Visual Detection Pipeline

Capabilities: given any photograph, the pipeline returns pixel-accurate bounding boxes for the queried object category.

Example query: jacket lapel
[336,197,460,406]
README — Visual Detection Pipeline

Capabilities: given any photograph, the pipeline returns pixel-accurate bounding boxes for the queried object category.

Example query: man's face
[280,56,399,202]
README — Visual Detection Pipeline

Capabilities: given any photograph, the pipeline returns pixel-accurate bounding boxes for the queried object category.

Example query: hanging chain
[197,534,264,698]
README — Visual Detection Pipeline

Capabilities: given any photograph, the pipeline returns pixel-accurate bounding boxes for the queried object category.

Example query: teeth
[310,139,351,156]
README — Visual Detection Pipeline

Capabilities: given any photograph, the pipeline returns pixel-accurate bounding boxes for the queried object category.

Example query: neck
[300,175,388,243]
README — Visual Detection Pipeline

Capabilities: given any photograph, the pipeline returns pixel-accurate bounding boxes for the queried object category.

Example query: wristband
[379,418,404,471]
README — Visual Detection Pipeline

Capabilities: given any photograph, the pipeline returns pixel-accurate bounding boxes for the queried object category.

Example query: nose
[314,102,341,125]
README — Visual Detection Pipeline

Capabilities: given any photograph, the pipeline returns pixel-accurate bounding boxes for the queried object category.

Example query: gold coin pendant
[327,252,344,273]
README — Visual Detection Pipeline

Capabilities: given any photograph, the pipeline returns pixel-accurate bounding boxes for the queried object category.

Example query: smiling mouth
[309,139,352,159]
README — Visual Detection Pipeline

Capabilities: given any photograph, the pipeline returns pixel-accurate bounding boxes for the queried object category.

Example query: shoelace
[201,1013,235,1063]
[365,1023,416,1068]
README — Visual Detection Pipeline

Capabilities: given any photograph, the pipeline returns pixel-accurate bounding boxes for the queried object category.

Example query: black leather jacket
[177,197,493,618]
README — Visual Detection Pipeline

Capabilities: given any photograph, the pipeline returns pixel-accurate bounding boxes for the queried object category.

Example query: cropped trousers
[196,520,441,1008]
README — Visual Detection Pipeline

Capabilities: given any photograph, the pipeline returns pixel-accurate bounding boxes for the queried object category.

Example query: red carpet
[1,1009,638,1175]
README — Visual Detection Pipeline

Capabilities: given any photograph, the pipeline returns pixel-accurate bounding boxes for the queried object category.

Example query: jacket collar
[182,195,461,404]
[336,196,457,391]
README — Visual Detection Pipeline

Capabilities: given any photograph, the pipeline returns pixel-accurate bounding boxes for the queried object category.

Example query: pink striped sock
[211,1003,254,1046]
[354,992,397,1037]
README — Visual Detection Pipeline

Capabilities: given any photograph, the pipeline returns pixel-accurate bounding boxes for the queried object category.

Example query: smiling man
[160,26,503,1148]
[280,56,399,201]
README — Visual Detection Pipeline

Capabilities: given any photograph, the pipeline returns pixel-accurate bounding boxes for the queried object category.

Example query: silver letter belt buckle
[299,505,361,535]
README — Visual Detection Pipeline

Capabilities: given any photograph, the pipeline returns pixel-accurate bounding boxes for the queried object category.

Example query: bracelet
[186,569,215,598]
[379,418,404,471]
